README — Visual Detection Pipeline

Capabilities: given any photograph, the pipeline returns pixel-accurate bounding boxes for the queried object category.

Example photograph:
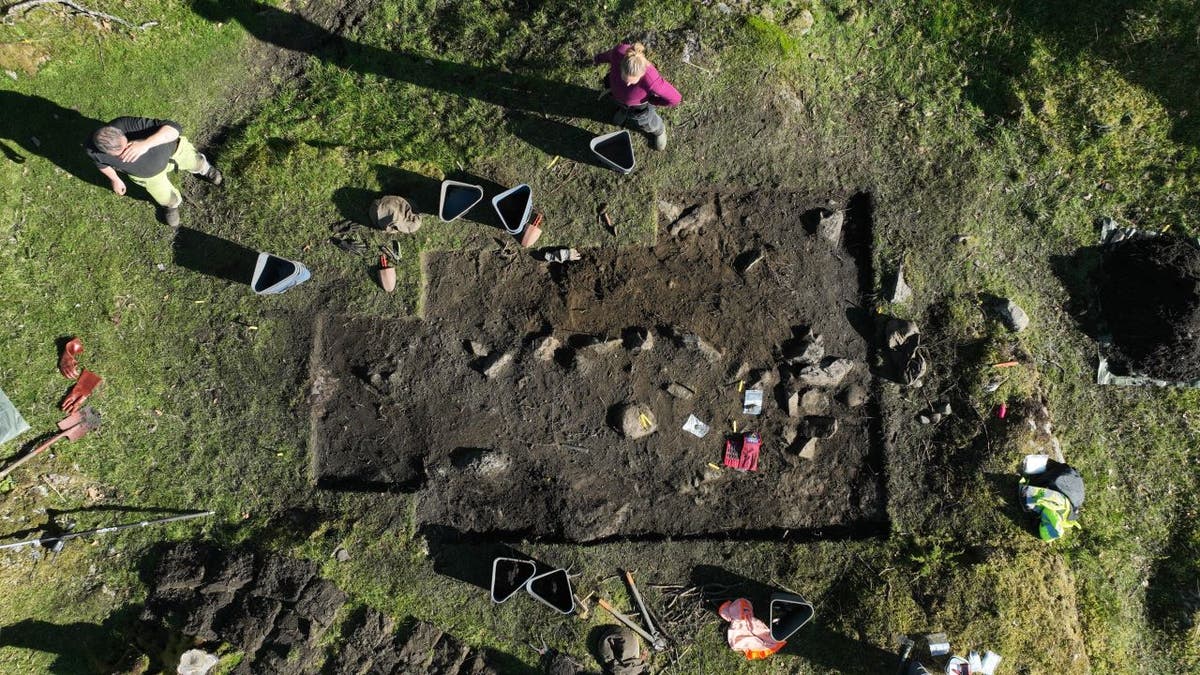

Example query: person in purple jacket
[594,42,682,150]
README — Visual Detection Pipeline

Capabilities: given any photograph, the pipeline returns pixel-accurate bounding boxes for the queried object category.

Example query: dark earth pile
[310,191,888,541]
[141,542,504,674]
[1100,235,1200,380]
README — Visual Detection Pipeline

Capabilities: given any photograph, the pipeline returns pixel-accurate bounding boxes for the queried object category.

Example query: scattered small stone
[531,335,560,362]
[333,547,351,563]
[728,361,752,381]
[795,357,855,387]
[578,338,623,357]
[800,389,829,415]
[887,264,912,304]
[797,437,818,460]
[817,209,843,244]
[480,351,514,379]
[802,416,838,439]
[789,9,815,34]
[935,402,953,416]
[988,297,1030,332]
[950,234,970,245]
[918,414,931,425]
[787,392,801,418]
[747,368,777,391]
[734,248,766,274]
[466,340,489,357]
[622,327,654,352]
[617,404,657,440]
[666,382,695,400]
[840,384,868,407]
[783,425,798,445]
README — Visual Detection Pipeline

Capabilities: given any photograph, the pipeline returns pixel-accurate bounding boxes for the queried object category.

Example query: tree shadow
[0,605,152,674]
[689,565,897,673]
[1049,246,1105,342]
[0,92,109,187]
[191,0,610,124]
[962,1,1199,147]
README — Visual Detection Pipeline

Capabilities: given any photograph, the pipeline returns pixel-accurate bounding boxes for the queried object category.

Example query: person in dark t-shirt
[86,117,223,227]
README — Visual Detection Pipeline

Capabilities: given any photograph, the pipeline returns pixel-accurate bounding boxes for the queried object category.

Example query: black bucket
[768,591,815,641]
[491,184,533,234]
[439,180,484,223]
[526,568,574,614]
[490,557,537,604]
[589,130,635,174]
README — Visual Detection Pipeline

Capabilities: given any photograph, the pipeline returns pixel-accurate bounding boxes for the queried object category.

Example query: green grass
[1,0,1199,672]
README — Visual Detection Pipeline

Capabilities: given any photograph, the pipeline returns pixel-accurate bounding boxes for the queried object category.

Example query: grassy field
[1,0,1198,672]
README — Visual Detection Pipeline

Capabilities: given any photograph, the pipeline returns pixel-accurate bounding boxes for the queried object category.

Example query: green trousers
[128,136,208,207]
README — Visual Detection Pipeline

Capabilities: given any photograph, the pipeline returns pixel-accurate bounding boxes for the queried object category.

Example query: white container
[979,651,1002,675]
[491,184,533,234]
[438,180,484,222]
[250,252,310,295]
[589,130,636,174]
[1022,454,1050,475]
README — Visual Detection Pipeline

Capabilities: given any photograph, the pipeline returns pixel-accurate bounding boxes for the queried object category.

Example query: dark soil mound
[1100,236,1200,380]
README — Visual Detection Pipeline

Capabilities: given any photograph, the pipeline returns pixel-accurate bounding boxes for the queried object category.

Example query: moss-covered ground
[1,0,1198,672]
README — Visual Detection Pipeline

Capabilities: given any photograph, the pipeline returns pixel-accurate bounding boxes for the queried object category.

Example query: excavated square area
[310,191,888,541]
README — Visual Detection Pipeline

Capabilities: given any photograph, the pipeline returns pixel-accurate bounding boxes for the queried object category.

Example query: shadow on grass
[0,92,107,188]
[1049,246,1105,342]
[172,226,259,286]
[952,1,1199,146]
[689,565,897,673]
[0,605,149,674]
[191,0,610,126]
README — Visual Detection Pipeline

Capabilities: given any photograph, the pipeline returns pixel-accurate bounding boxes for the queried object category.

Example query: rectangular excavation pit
[310,191,888,542]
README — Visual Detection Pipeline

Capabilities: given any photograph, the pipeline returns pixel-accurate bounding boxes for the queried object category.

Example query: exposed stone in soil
[310,190,887,540]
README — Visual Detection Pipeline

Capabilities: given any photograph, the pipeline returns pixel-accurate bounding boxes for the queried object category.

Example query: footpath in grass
[1,0,1199,673]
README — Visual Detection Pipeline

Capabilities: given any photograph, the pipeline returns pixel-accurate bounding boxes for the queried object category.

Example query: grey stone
[935,402,953,416]
[796,357,855,387]
[532,335,560,362]
[333,547,351,563]
[618,404,657,440]
[797,437,818,460]
[467,340,489,357]
[840,384,867,407]
[887,264,912,304]
[481,351,514,379]
[817,209,843,244]
[800,389,830,415]
[657,200,683,225]
[666,383,695,400]
[669,203,717,238]
[623,328,654,352]
[748,368,777,391]
[787,392,801,418]
[579,338,623,357]
[994,298,1030,332]
[918,414,931,425]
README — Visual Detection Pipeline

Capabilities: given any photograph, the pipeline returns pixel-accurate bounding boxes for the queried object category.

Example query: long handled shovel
[0,407,100,481]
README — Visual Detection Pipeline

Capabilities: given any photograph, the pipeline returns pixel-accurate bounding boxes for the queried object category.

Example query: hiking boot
[613,108,628,126]
[162,205,180,228]
[652,130,667,151]
[200,164,223,186]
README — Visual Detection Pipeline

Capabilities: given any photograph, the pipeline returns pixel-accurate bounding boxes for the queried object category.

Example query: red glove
[62,369,102,412]
[58,338,84,379]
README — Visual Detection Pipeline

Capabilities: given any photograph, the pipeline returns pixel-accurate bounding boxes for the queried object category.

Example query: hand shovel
[0,407,100,480]
[378,255,396,293]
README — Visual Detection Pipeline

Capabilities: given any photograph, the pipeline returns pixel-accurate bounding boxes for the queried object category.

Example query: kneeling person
[87,117,222,227]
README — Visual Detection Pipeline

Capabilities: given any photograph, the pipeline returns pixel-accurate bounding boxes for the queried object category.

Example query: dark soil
[141,542,505,674]
[1100,235,1200,380]
[311,190,888,541]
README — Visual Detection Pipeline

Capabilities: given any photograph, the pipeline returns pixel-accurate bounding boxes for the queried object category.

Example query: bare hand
[118,139,152,163]
[112,179,126,196]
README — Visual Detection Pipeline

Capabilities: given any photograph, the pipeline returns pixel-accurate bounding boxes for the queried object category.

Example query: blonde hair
[620,42,649,80]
